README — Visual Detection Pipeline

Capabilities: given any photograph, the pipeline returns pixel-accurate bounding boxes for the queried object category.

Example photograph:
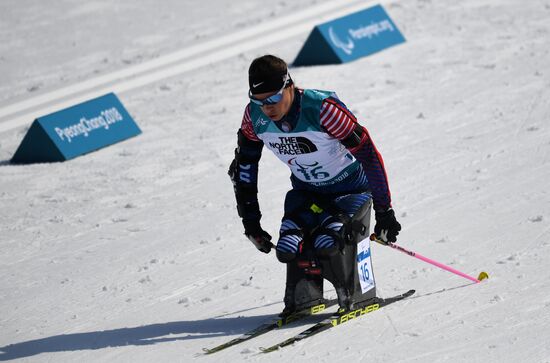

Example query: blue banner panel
[11,93,141,163]
[293,4,405,66]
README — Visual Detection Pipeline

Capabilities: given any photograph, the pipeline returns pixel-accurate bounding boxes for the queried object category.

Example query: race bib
[356,238,375,294]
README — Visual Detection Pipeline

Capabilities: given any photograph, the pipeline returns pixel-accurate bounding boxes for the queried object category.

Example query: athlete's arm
[320,98,392,211]
[228,105,273,252]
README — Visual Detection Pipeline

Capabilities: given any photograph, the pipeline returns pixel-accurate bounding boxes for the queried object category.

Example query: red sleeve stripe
[240,105,261,141]
[320,101,355,139]
[320,102,337,123]
[331,112,351,137]
[324,98,357,122]
[326,111,345,134]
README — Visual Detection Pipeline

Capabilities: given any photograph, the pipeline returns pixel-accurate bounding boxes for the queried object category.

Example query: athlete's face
[254,86,294,121]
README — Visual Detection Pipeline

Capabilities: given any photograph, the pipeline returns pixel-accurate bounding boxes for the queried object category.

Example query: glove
[374,208,401,245]
[243,219,274,254]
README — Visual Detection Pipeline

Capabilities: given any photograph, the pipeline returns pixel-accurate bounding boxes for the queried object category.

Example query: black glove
[243,219,273,254]
[374,208,401,245]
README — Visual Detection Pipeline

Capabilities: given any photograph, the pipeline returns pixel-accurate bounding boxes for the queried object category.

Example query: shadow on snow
[0,313,276,360]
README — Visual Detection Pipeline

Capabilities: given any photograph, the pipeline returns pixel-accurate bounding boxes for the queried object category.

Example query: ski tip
[477,271,489,281]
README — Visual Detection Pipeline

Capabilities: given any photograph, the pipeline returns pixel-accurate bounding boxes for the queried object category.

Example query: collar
[276,88,302,131]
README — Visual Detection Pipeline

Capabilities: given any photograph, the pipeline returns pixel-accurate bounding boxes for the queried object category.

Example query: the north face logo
[268,136,318,155]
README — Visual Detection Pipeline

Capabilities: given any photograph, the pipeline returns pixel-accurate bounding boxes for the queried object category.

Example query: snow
[1,0,550,362]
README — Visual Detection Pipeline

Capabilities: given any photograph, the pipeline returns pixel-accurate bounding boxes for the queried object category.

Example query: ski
[202,298,338,354]
[259,289,415,353]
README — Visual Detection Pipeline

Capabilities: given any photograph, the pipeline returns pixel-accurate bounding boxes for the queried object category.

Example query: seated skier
[228,54,401,312]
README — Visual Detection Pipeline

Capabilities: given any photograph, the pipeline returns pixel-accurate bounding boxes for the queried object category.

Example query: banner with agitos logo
[293,4,405,66]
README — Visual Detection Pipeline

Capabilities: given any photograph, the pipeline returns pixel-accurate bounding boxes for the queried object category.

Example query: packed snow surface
[1,0,549,362]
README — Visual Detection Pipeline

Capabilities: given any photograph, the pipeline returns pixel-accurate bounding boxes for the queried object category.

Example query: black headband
[249,70,291,94]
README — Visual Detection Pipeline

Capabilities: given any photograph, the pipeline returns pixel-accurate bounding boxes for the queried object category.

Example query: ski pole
[370,234,489,283]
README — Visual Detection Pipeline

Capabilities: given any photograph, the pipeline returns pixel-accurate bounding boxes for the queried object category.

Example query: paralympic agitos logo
[268,136,318,155]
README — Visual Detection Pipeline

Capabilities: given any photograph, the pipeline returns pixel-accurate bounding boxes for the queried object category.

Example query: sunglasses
[249,71,291,106]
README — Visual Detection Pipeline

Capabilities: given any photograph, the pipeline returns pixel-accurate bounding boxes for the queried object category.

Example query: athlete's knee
[276,219,303,263]
[313,216,346,255]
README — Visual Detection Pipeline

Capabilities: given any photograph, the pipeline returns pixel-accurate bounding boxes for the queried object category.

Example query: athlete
[228,54,402,311]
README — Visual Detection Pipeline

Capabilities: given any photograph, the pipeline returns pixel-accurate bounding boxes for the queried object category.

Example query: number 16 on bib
[357,238,375,293]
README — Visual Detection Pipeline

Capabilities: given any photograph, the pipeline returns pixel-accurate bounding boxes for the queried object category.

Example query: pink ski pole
[370,234,489,283]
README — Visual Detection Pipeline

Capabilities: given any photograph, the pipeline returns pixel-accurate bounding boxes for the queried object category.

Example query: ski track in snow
[1,0,550,362]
